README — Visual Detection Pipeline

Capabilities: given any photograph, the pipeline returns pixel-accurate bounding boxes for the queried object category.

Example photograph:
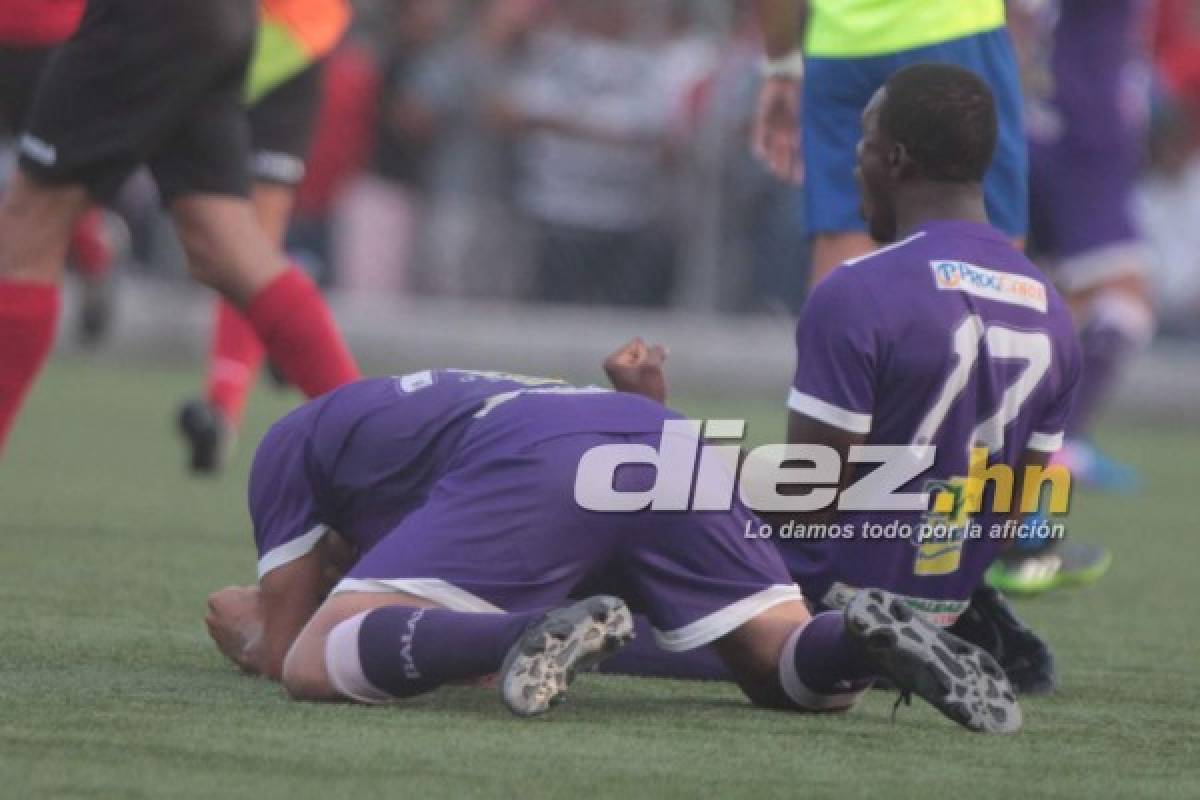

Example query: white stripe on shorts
[654,584,804,652]
[332,577,503,613]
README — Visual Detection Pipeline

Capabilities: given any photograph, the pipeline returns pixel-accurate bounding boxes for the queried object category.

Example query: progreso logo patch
[930,260,1047,312]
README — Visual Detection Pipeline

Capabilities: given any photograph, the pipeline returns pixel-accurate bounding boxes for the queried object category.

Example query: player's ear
[889,142,915,179]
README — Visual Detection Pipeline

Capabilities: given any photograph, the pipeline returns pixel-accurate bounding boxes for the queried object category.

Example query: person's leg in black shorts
[178,63,326,473]
[0,46,52,137]
[0,42,123,346]
[0,0,357,456]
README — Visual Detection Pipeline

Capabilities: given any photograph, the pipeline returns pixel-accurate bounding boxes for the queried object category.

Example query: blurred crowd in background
[6,0,1200,330]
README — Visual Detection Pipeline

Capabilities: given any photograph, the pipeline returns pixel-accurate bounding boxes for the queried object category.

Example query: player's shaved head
[879,63,998,183]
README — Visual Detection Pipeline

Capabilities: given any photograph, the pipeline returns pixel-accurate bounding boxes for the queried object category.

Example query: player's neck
[894,182,989,239]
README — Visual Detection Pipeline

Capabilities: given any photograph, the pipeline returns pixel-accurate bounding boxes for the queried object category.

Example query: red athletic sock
[206,299,266,427]
[0,281,61,453]
[244,267,359,398]
[70,209,113,280]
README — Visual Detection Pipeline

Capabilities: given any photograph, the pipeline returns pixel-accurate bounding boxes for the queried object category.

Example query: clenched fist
[604,338,669,405]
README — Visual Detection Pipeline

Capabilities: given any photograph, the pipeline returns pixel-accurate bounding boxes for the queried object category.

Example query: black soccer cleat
[77,273,115,347]
[950,587,1056,696]
[846,588,1022,734]
[177,399,234,475]
[500,596,634,717]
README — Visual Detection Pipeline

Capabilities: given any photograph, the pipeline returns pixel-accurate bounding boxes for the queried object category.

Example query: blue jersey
[785,221,1081,623]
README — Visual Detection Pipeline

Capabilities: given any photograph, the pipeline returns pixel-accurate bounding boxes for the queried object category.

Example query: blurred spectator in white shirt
[1135,101,1200,334]
[415,0,544,299]
[501,0,677,306]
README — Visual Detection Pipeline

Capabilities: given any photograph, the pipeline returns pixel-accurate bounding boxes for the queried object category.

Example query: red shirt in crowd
[0,0,85,47]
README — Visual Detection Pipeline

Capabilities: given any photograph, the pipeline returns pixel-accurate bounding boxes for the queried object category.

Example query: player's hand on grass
[604,338,669,405]
[752,76,803,183]
[206,585,266,676]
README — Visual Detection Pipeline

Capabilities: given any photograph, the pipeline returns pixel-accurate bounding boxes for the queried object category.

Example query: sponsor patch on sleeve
[929,260,1048,312]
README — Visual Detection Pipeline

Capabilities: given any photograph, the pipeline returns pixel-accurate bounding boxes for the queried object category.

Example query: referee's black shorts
[0,46,53,136]
[247,63,324,188]
[18,0,258,204]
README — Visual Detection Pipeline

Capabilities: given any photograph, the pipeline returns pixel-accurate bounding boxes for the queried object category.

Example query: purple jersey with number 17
[784,220,1081,624]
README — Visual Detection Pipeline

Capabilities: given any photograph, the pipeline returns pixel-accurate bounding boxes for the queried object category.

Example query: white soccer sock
[324,611,395,705]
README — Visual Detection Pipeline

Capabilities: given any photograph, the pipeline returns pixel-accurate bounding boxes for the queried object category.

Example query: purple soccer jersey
[250,369,801,650]
[785,221,1081,623]
[250,370,562,574]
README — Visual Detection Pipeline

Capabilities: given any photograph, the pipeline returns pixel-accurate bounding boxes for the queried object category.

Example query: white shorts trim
[1055,241,1149,293]
[653,584,804,652]
[251,151,307,185]
[332,577,503,613]
[788,389,873,434]
[257,525,328,579]
[1027,431,1065,453]
[1086,289,1156,344]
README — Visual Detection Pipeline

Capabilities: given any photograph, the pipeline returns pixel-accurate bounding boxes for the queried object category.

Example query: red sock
[244,267,359,398]
[0,281,61,454]
[70,209,113,280]
[206,299,266,427]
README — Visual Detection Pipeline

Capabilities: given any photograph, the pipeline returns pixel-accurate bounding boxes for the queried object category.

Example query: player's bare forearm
[751,0,807,182]
[754,0,807,58]
[256,532,354,681]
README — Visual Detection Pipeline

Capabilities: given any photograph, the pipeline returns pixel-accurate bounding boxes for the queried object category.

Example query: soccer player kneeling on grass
[206,364,1020,733]
[602,64,1083,694]
[778,62,1088,682]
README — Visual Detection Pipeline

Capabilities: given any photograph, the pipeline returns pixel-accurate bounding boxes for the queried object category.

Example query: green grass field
[2,358,1198,799]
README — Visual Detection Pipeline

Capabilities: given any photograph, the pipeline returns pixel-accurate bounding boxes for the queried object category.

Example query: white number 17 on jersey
[913,315,1052,457]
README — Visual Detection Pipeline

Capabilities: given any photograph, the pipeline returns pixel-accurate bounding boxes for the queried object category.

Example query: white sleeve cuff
[1027,431,1065,453]
[257,525,328,579]
[787,388,873,434]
